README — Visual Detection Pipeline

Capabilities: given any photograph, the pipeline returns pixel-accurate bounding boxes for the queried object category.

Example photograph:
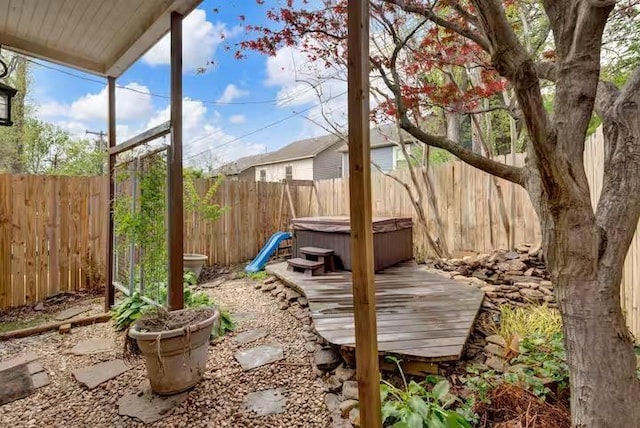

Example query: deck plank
[267,261,484,362]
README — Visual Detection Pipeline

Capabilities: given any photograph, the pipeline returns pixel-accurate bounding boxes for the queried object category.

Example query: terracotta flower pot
[183,253,208,278]
[129,308,219,395]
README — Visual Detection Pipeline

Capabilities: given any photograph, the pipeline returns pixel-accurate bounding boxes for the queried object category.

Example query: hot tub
[290,216,413,271]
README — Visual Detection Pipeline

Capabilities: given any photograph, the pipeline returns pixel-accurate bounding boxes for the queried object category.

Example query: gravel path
[0,277,331,427]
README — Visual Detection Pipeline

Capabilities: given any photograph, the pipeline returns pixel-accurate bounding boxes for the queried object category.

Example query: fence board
[0,176,11,308]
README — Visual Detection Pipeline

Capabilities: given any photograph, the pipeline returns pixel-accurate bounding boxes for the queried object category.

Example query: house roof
[336,124,414,152]
[0,0,202,77]
[212,153,269,176]
[252,133,344,167]
[214,133,343,175]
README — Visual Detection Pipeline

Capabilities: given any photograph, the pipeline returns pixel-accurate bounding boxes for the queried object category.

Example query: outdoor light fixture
[0,51,17,127]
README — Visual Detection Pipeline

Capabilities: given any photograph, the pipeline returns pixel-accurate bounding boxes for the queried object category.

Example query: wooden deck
[267,261,484,362]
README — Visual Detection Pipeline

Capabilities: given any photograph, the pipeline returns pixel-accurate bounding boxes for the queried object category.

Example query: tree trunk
[527,166,640,428]
[558,273,640,428]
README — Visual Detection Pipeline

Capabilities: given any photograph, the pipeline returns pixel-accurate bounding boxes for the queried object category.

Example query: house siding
[341,146,395,177]
[255,158,314,182]
[313,142,342,180]
[239,168,255,181]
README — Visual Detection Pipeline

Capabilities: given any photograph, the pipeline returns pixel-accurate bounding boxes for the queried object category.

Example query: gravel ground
[0,277,331,427]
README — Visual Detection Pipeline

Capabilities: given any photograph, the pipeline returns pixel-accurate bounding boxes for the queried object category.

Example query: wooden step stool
[299,247,335,272]
[287,258,325,276]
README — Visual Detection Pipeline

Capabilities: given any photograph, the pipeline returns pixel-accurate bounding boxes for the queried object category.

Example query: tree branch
[384,0,492,52]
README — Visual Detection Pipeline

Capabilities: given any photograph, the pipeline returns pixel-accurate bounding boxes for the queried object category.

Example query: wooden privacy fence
[0,175,108,309]
[0,177,306,309]
[298,155,540,260]
[2,128,640,335]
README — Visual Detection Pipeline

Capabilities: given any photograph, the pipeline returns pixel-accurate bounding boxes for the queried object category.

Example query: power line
[183,89,348,162]
[25,56,345,107]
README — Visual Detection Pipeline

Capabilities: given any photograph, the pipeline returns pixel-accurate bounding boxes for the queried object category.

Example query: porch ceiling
[0,0,202,77]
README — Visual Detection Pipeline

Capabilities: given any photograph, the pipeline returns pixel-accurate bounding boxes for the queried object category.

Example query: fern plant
[380,357,472,428]
[111,292,150,331]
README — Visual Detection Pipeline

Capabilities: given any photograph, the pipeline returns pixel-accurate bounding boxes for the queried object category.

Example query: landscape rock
[263,277,277,285]
[68,338,114,355]
[334,365,356,382]
[262,283,277,292]
[118,381,189,424]
[54,306,90,321]
[324,393,341,413]
[349,407,361,426]
[485,334,507,348]
[497,260,527,272]
[325,375,343,393]
[278,302,289,310]
[33,302,45,311]
[285,288,302,302]
[232,327,268,345]
[340,399,359,419]
[298,296,309,307]
[243,388,287,417]
[520,288,545,302]
[314,348,341,372]
[484,343,505,357]
[485,356,506,372]
[235,344,284,370]
[72,360,130,389]
[342,380,359,400]
[305,341,317,353]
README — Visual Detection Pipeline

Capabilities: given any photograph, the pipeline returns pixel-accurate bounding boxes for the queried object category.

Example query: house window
[259,169,266,182]
[394,144,412,169]
[285,165,293,181]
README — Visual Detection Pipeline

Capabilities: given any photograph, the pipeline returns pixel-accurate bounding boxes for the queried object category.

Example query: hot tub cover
[291,216,413,233]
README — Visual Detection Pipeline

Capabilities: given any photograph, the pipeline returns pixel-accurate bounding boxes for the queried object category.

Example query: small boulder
[485,335,507,348]
[334,365,356,382]
[340,400,359,418]
[324,393,341,413]
[485,356,505,372]
[342,380,359,400]
[520,288,545,302]
[314,348,341,372]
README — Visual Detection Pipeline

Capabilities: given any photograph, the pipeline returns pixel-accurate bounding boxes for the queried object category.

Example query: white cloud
[37,82,154,123]
[217,84,249,103]
[142,9,242,72]
[265,40,392,137]
[143,98,264,168]
[229,114,247,124]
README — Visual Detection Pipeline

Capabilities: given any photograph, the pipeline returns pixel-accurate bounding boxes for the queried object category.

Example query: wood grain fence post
[346,2,382,427]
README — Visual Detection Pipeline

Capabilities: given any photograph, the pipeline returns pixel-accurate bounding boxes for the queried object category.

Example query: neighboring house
[211,153,268,181]
[213,134,342,182]
[253,134,342,182]
[338,124,416,177]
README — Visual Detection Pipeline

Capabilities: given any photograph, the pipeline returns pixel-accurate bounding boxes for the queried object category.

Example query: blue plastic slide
[245,231,292,273]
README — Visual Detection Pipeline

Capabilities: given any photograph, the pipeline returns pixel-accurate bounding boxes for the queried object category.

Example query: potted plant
[128,306,220,395]
[183,175,227,278]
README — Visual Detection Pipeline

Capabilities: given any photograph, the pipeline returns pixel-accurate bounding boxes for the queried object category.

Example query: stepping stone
[69,338,114,355]
[0,352,39,373]
[31,371,50,389]
[54,306,90,321]
[232,311,257,323]
[0,364,33,405]
[232,327,268,345]
[243,388,286,416]
[118,381,189,424]
[73,359,130,389]
[235,344,284,370]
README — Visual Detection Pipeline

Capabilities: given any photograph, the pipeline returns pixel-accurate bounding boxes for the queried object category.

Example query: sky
[27,0,349,170]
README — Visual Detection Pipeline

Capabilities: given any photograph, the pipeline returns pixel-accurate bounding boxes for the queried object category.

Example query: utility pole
[86,129,107,174]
